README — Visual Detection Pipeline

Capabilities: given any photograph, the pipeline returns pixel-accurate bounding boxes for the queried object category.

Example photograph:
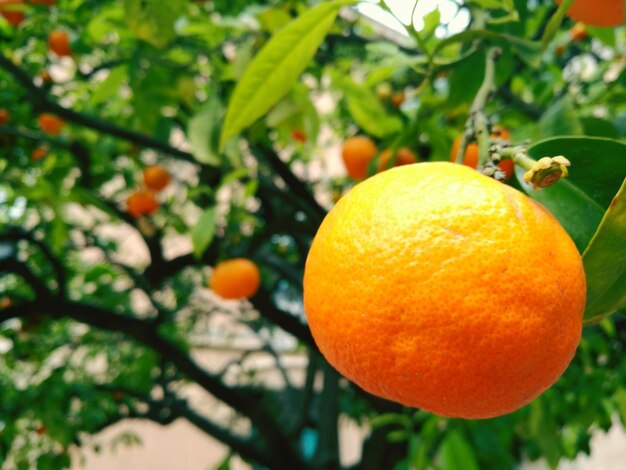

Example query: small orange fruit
[555,45,566,56]
[557,0,623,27]
[48,30,71,57]
[127,190,159,218]
[291,129,307,143]
[38,113,65,135]
[211,258,261,300]
[569,22,588,41]
[391,91,405,108]
[341,135,377,180]
[143,165,172,192]
[303,162,585,419]
[0,0,24,27]
[32,147,48,161]
[377,147,418,172]
[450,127,514,181]
[0,108,9,125]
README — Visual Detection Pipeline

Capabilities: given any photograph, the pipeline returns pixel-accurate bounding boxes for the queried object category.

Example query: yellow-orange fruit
[557,0,624,27]
[127,190,159,218]
[377,147,418,173]
[0,0,24,26]
[48,30,71,57]
[211,258,261,300]
[143,165,172,192]
[303,162,585,419]
[341,136,377,180]
[38,113,65,135]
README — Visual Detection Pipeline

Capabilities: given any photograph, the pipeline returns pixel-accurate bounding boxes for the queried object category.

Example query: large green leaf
[536,98,583,139]
[219,0,355,148]
[519,136,626,251]
[191,207,217,260]
[125,0,186,49]
[582,178,626,323]
[438,430,480,470]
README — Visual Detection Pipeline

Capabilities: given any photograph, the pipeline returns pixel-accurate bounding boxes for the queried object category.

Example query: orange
[303,162,585,419]
[0,0,24,26]
[341,136,377,180]
[291,129,307,143]
[569,22,588,41]
[48,30,71,57]
[211,258,261,300]
[143,165,172,192]
[377,147,418,172]
[450,127,514,181]
[556,0,624,26]
[127,190,159,218]
[38,113,64,135]
[0,108,9,125]
[32,147,47,161]
[391,91,405,108]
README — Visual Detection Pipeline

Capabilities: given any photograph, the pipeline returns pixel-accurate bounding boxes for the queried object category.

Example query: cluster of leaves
[0,0,624,469]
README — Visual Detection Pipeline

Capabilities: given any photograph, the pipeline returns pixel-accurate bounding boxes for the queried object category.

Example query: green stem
[456,47,500,166]
[499,146,535,171]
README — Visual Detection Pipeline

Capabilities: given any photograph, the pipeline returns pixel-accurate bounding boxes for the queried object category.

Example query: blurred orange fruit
[211,258,261,300]
[377,147,418,172]
[127,190,159,218]
[32,147,48,161]
[48,30,71,57]
[0,0,24,26]
[143,165,171,192]
[557,0,624,26]
[38,113,65,135]
[341,135,377,180]
[0,108,9,125]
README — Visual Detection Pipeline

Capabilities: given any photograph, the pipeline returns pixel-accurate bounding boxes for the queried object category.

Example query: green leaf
[582,178,626,323]
[191,207,217,260]
[125,0,186,48]
[540,0,576,53]
[344,85,402,138]
[615,388,626,428]
[529,401,561,469]
[536,98,583,139]
[438,430,480,470]
[188,94,223,166]
[90,66,128,106]
[219,0,355,148]
[521,136,626,251]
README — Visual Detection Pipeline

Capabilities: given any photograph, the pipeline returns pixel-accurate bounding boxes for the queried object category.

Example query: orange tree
[0,0,625,469]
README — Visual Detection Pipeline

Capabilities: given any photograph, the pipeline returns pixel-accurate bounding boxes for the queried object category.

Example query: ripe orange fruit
[0,0,24,26]
[303,162,585,419]
[557,0,624,27]
[48,30,71,57]
[38,113,65,135]
[569,22,588,41]
[377,147,418,172]
[211,258,261,300]
[127,190,159,218]
[0,108,9,125]
[450,127,514,181]
[32,147,47,161]
[341,136,377,180]
[143,165,171,192]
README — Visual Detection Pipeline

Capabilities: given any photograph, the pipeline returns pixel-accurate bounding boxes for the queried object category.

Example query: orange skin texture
[0,108,9,125]
[569,22,588,41]
[48,30,71,57]
[143,165,172,192]
[377,147,418,173]
[450,128,515,181]
[38,113,65,135]
[0,0,24,26]
[211,258,261,300]
[127,190,159,218]
[341,136,378,180]
[557,0,624,26]
[303,162,585,419]
[32,147,48,161]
